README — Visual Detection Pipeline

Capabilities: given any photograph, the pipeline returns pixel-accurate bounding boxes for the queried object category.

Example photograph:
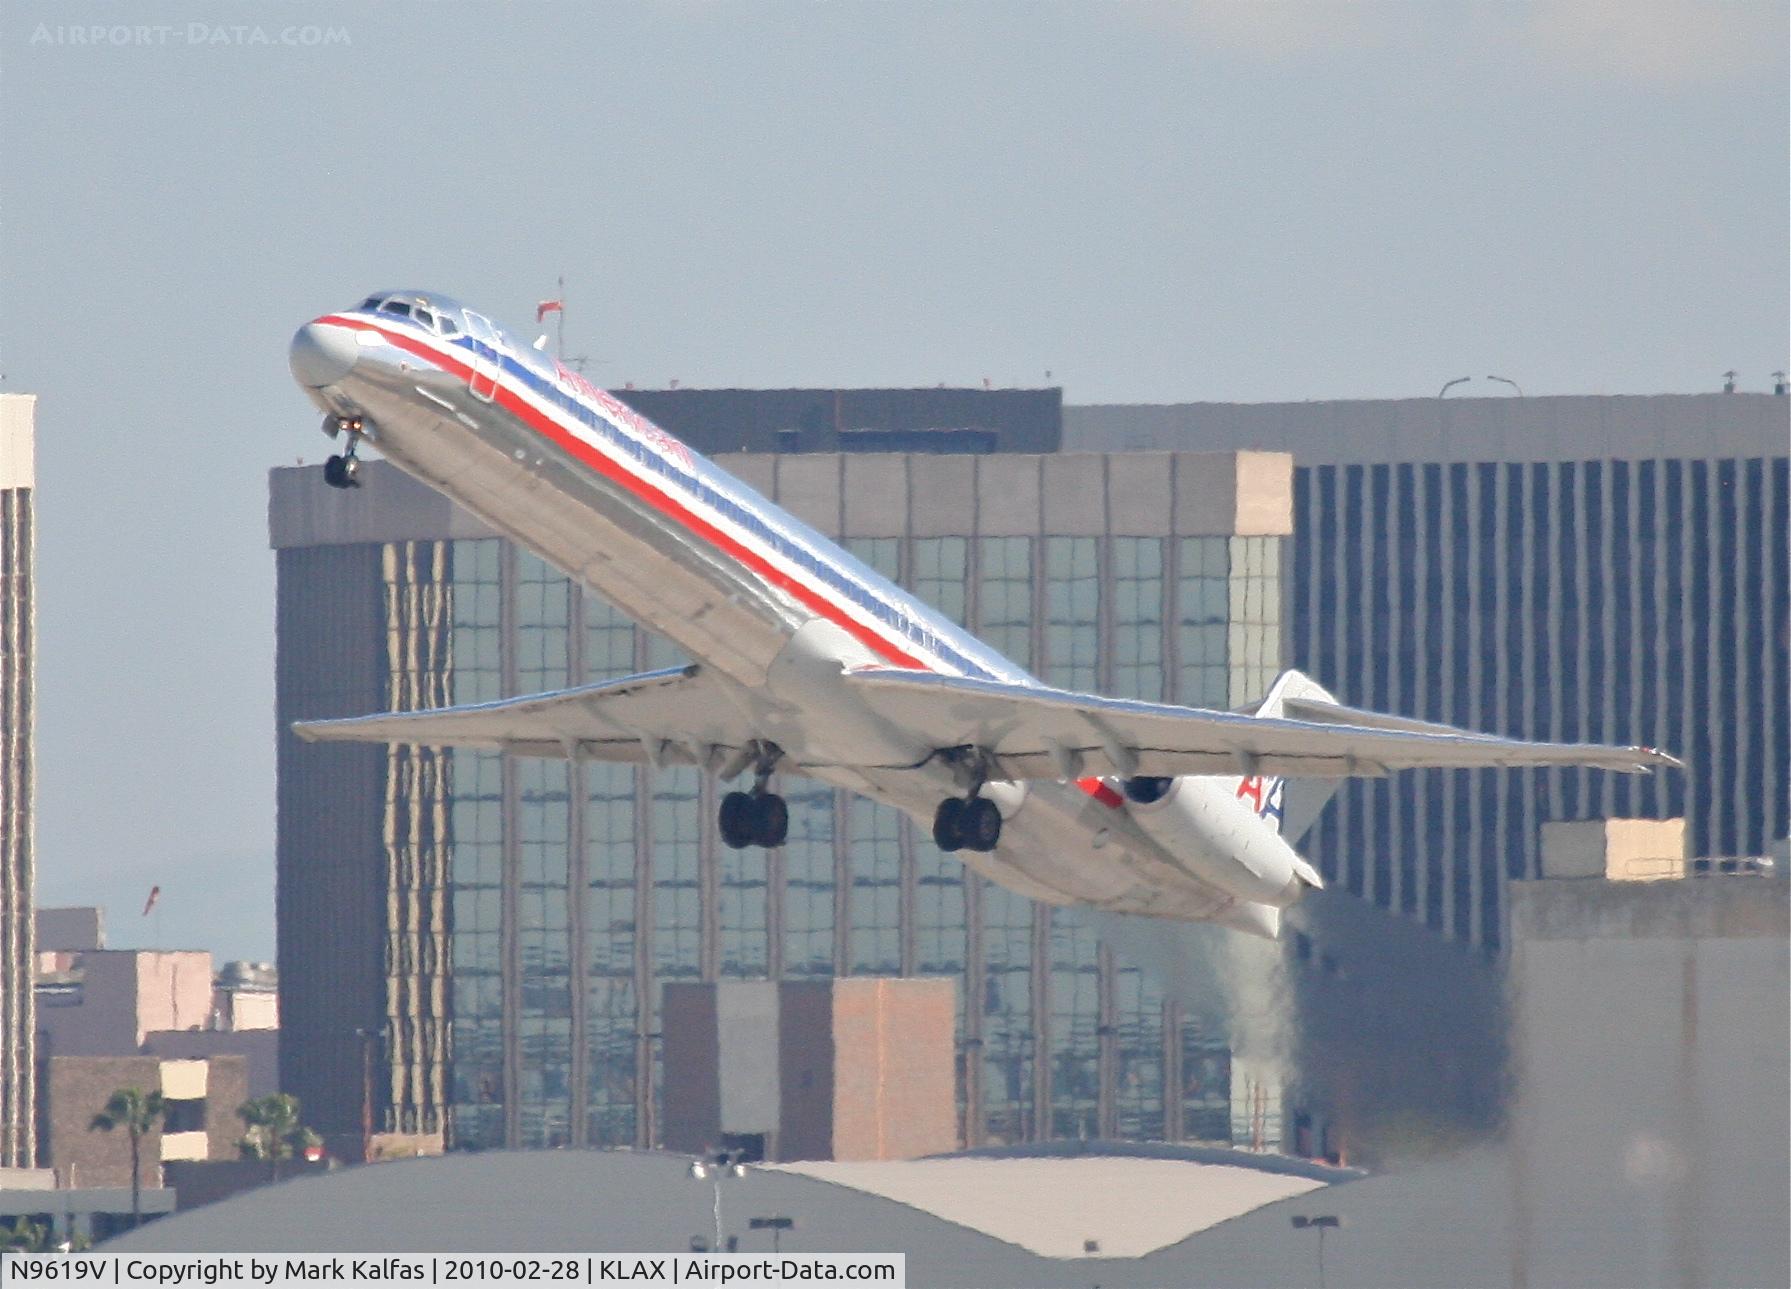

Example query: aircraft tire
[751,793,789,848]
[719,791,756,849]
[932,798,966,852]
[962,797,1003,852]
[323,456,346,488]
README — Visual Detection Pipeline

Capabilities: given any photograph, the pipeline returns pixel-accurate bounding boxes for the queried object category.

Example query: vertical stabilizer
[1231,669,1347,843]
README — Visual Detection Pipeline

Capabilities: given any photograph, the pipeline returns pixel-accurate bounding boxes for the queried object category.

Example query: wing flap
[292,665,753,766]
[844,669,1681,780]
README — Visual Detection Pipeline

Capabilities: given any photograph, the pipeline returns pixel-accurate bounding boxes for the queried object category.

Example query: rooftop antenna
[1722,370,1737,393]
[1773,370,1786,396]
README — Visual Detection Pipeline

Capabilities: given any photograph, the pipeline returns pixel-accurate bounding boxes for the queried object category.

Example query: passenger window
[381,300,412,318]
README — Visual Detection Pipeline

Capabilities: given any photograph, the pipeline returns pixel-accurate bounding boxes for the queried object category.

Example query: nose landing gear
[323,416,366,490]
[718,742,789,849]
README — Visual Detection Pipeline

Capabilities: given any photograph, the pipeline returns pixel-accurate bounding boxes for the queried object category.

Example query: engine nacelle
[1121,775,1322,909]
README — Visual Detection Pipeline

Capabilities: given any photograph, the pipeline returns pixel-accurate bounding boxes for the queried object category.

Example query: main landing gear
[931,748,1004,854]
[718,744,788,849]
[932,796,1002,853]
[323,415,366,489]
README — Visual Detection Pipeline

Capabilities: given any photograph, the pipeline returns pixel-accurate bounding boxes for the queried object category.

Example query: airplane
[287,290,1679,939]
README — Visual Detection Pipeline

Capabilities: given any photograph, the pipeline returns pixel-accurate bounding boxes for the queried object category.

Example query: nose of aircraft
[289,321,358,388]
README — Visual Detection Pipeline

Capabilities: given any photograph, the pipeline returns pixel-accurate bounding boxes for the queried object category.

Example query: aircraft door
[461,310,503,401]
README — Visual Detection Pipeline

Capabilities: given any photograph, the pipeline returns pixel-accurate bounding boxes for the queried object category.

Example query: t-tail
[1227,669,1349,842]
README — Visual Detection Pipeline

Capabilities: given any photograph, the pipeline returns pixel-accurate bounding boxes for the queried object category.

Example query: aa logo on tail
[1236,775,1286,828]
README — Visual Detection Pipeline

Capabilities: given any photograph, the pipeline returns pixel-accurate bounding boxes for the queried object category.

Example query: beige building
[663,978,956,1163]
[36,949,216,1056]
[41,1053,248,1190]
[1507,843,1789,1288]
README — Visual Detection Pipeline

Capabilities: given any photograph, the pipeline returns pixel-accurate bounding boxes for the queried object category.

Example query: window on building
[1047,916,1100,1139]
[1177,537,1228,707]
[450,539,502,704]
[979,884,1034,1146]
[976,537,1034,670]
[781,781,836,977]
[718,841,770,979]
[1045,536,1100,691]
[847,800,901,975]
[515,552,571,694]
[1111,537,1165,701]
[845,536,901,584]
[585,591,637,682]
[1113,963,1165,1141]
[911,537,968,626]
[651,768,702,979]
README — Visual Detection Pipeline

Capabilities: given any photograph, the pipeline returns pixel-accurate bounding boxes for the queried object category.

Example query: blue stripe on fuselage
[360,309,1024,685]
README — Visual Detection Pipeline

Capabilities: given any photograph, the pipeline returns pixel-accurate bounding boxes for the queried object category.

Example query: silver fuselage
[290,294,1288,929]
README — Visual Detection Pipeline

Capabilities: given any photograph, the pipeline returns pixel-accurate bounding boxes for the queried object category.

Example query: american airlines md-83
[289,291,1678,939]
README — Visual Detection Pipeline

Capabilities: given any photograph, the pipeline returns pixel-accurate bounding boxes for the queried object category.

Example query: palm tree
[236,1093,311,1180]
[89,1088,166,1228]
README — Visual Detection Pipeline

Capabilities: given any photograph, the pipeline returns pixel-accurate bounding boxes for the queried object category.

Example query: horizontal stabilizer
[842,669,1682,782]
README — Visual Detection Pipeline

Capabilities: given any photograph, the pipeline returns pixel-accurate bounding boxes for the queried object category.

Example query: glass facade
[1291,456,1790,951]
[424,515,1284,1151]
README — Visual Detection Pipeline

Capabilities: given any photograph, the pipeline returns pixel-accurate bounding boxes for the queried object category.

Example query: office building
[661,978,958,1162]
[271,403,1295,1155]
[39,1053,248,1189]
[34,949,216,1057]
[1068,393,1789,950]
[1,393,35,1169]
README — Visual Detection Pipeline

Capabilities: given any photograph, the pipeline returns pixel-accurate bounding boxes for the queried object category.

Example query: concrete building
[663,978,957,1162]
[0,1168,176,1245]
[35,907,102,953]
[1067,393,1789,951]
[1506,860,1789,1289]
[97,857,1790,1286]
[35,950,215,1057]
[270,417,1296,1156]
[39,1053,248,1190]
[31,926,281,1100]
[1,393,35,1170]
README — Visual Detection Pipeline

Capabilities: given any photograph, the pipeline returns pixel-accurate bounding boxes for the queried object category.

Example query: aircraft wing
[292,665,759,770]
[843,669,1682,781]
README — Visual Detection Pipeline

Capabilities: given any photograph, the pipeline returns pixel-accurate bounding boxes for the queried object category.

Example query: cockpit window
[438,315,461,337]
[380,300,412,318]
[359,296,383,311]
[414,306,437,330]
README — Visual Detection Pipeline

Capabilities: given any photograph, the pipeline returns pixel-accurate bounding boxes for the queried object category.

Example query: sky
[0,1,1785,961]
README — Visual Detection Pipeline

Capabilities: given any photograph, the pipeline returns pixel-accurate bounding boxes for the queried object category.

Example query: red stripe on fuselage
[321,314,927,669]
[319,312,1125,810]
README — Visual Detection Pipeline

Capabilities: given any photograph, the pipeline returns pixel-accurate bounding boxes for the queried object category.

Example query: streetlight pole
[1438,376,1471,397]
[1487,374,1523,396]
[353,1027,379,1164]
[749,1216,794,1254]
[1291,1215,1342,1289]
[690,1149,748,1251]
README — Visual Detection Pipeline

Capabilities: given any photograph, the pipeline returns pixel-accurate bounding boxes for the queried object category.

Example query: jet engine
[1121,775,1323,909]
